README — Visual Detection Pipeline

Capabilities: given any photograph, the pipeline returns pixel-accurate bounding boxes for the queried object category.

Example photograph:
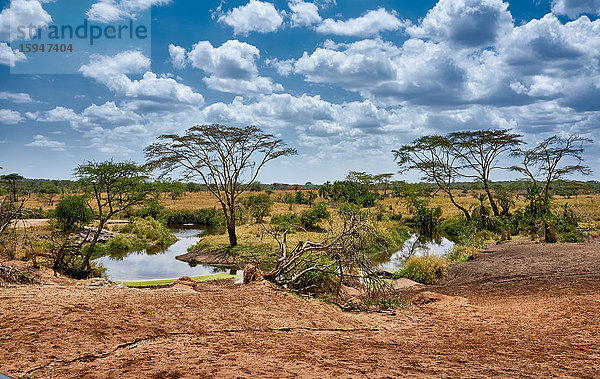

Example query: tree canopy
[145,124,296,246]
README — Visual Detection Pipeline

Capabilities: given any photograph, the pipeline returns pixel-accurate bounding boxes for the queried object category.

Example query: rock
[79,227,116,243]
[87,278,111,287]
[392,278,421,291]
[337,284,363,303]
[411,291,469,307]
[172,276,199,292]
[243,264,263,284]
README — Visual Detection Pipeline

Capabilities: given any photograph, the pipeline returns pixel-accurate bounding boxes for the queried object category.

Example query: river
[94,225,228,281]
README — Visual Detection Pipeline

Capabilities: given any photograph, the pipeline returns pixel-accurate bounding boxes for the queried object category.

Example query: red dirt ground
[1,238,599,378]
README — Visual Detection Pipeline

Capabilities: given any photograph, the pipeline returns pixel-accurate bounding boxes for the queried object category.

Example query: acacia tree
[145,124,297,247]
[73,160,154,278]
[511,134,592,214]
[394,135,471,221]
[1,173,24,202]
[448,129,523,217]
[374,173,394,197]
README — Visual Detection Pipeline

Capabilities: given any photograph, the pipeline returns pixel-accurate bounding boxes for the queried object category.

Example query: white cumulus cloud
[552,0,600,18]
[0,108,23,124]
[171,40,283,94]
[87,0,171,23]
[0,42,26,67]
[315,8,405,37]
[218,0,283,35]
[79,50,204,107]
[407,0,513,48]
[289,0,321,27]
[0,91,33,103]
[0,0,52,42]
[26,135,66,151]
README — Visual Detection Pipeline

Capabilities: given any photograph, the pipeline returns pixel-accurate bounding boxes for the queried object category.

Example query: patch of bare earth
[1,239,599,377]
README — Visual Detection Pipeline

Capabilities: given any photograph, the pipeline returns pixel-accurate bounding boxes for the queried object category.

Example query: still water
[96,226,455,280]
[95,226,228,281]
[378,233,455,272]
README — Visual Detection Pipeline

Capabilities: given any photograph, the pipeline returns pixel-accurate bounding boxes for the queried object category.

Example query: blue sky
[0,0,599,184]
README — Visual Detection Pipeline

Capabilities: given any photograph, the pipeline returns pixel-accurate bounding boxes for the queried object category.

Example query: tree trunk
[483,181,500,217]
[77,218,106,278]
[227,223,237,247]
[447,190,471,221]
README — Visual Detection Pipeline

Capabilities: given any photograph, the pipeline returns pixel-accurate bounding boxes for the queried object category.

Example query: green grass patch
[115,273,239,287]
[393,255,448,284]
[446,245,478,262]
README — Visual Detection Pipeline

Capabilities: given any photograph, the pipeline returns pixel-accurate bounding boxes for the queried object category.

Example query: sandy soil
[1,239,599,378]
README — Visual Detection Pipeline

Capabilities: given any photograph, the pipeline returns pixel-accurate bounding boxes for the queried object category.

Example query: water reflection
[95,226,227,281]
[378,233,455,272]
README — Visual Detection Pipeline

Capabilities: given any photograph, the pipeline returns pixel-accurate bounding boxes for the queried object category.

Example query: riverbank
[1,238,599,377]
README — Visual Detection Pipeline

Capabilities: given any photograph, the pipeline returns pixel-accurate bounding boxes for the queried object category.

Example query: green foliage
[446,245,478,262]
[299,202,330,230]
[367,224,412,262]
[394,181,441,233]
[101,217,176,256]
[242,193,273,223]
[319,179,379,207]
[270,213,301,231]
[54,195,93,231]
[439,217,493,247]
[337,202,361,215]
[394,256,448,284]
[159,208,225,226]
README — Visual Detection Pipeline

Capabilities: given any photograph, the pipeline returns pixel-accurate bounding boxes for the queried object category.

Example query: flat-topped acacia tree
[145,124,297,247]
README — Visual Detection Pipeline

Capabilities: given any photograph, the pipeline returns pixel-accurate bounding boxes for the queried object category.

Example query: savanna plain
[1,189,600,378]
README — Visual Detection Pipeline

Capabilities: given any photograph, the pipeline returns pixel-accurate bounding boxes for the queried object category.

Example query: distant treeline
[1,178,599,199]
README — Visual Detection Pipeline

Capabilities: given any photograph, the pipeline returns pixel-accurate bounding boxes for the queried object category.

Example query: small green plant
[394,255,448,284]
[270,213,301,232]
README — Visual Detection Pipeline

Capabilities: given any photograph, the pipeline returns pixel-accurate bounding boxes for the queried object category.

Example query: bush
[129,199,165,219]
[242,193,272,223]
[159,208,225,225]
[393,255,448,284]
[101,217,176,255]
[300,202,330,230]
[270,213,300,231]
[439,217,493,247]
[54,195,93,231]
[447,245,478,262]
[559,230,586,243]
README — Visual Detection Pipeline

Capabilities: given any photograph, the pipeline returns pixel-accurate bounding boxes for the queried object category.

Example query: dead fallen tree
[0,263,34,285]
[260,215,395,309]
[0,196,24,236]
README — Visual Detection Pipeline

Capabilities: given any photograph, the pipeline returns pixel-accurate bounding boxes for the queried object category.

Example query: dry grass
[9,189,600,260]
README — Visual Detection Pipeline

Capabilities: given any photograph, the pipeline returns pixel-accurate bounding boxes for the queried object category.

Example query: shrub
[447,245,478,262]
[559,230,586,243]
[159,208,225,225]
[54,195,93,231]
[270,213,300,231]
[129,199,165,219]
[300,202,330,230]
[394,255,448,284]
[101,217,177,256]
[242,193,272,223]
